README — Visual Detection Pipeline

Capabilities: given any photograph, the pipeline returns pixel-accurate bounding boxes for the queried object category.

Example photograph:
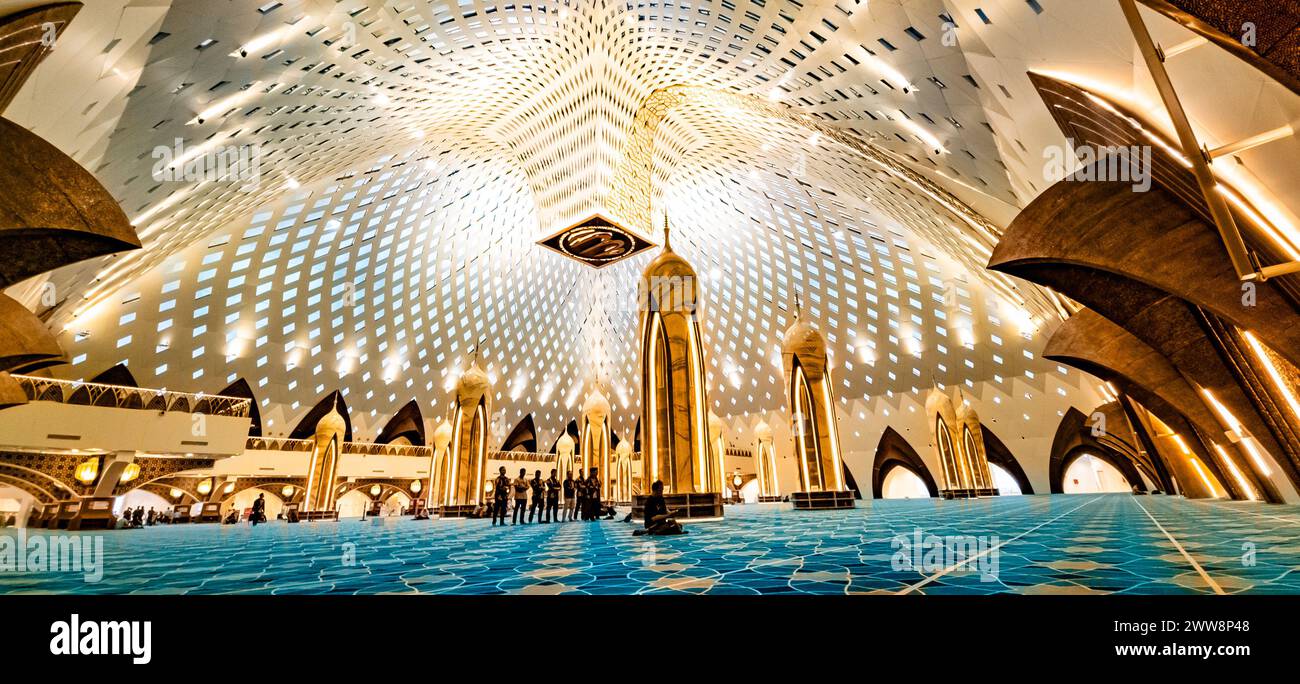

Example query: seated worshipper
[223,509,239,524]
[633,480,686,536]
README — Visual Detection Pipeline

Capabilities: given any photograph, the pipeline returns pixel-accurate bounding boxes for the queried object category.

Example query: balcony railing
[343,442,432,458]
[244,436,314,452]
[11,374,251,418]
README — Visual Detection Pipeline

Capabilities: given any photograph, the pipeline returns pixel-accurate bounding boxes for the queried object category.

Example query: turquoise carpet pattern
[2,494,1298,595]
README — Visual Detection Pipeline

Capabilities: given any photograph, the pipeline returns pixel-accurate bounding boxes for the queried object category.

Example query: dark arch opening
[981,426,1034,494]
[870,426,939,498]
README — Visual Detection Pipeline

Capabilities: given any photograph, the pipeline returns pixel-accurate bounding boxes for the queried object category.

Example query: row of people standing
[489,466,608,525]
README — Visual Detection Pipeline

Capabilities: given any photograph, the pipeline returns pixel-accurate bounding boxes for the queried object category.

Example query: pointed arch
[870,427,939,498]
[981,426,1035,494]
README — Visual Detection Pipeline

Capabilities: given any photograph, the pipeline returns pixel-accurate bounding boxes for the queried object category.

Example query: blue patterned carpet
[3,494,1299,595]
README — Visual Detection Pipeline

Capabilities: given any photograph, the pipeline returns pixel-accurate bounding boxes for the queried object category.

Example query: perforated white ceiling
[10,0,1297,441]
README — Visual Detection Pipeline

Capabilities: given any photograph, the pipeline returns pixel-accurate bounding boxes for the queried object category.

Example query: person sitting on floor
[633,480,686,536]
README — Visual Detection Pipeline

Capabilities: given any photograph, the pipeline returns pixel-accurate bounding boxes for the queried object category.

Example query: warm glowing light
[196,478,213,495]
[119,462,141,484]
[1242,331,1300,424]
[281,485,295,498]
[74,458,99,484]
[169,487,183,499]
[1213,443,1258,501]
[1188,457,1219,498]
[1201,388,1272,476]
[370,484,382,497]
[410,479,422,494]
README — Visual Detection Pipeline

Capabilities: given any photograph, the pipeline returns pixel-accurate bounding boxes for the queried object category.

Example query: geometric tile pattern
[4,495,1298,595]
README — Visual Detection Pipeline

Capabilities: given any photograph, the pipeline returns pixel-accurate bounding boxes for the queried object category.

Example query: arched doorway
[870,427,939,498]
[337,489,370,518]
[881,466,931,499]
[114,488,171,517]
[1063,453,1133,493]
[383,491,411,516]
[228,488,285,520]
[989,463,1023,495]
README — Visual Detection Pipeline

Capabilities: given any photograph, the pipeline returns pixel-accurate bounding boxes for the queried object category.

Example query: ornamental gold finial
[662,213,671,250]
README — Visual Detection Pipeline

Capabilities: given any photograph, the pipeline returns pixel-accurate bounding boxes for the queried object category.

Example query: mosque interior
[0,0,1299,597]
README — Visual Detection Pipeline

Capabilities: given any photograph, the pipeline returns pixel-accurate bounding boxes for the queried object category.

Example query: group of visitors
[118,506,159,529]
[489,466,614,526]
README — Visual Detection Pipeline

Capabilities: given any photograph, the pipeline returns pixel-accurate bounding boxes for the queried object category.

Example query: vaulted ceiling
[5,0,1297,440]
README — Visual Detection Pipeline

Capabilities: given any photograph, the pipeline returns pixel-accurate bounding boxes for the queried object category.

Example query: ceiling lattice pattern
[27,0,1262,440]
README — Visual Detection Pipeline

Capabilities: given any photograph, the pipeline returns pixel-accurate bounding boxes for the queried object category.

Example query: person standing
[251,494,266,526]
[562,472,576,522]
[512,467,530,525]
[544,469,561,523]
[585,467,601,522]
[574,471,587,521]
[492,466,511,526]
[528,469,545,523]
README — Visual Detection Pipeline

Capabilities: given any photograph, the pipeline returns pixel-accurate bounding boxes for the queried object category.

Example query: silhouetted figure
[512,467,530,525]
[223,509,239,524]
[492,466,511,526]
[146,508,156,526]
[574,472,587,522]
[562,472,576,522]
[545,469,560,523]
[634,480,685,536]
[132,506,144,527]
[251,493,267,525]
[584,467,601,521]
[528,469,545,522]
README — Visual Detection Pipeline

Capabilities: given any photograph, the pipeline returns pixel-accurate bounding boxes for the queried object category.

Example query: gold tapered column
[782,306,846,495]
[303,407,345,512]
[581,388,612,498]
[638,218,717,496]
[555,432,576,482]
[429,418,453,508]
[754,419,779,497]
[708,411,727,495]
[614,440,633,501]
[445,360,492,508]
[927,387,997,498]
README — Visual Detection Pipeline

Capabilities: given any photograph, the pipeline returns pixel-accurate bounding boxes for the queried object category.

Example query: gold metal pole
[1117,0,1256,280]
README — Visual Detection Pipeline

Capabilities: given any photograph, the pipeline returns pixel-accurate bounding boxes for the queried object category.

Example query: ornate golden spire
[662,213,672,251]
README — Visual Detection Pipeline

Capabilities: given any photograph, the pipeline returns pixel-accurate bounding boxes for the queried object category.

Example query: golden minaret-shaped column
[955,390,996,496]
[782,299,847,495]
[754,419,779,498]
[303,406,346,512]
[926,386,997,498]
[614,440,633,501]
[581,387,612,498]
[638,216,717,496]
[445,357,492,509]
[556,431,576,481]
[708,411,727,495]
[430,417,453,507]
